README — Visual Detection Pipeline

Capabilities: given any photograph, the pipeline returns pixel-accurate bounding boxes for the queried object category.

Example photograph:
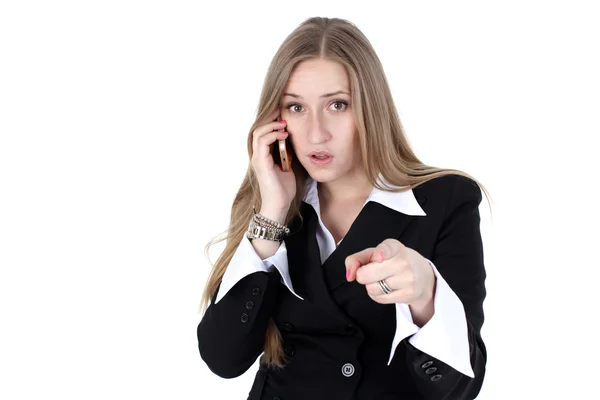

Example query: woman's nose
[307,113,331,144]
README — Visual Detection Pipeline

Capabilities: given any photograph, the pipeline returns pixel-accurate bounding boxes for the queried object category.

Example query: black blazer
[197,174,487,400]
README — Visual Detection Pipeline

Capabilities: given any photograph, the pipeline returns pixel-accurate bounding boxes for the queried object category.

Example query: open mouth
[309,154,333,165]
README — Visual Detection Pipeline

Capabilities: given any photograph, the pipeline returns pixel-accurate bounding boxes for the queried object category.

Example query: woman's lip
[308,151,332,157]
[309,154,333,165]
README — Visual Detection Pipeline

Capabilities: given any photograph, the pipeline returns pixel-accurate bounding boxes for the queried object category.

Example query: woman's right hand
[251,109,297,213]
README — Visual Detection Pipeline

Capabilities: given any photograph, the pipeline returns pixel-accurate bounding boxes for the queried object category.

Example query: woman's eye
[285,101,348,113]
[330,101,348,111]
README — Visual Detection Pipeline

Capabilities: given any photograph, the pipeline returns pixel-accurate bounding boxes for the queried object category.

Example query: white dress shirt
[214,174,474,378]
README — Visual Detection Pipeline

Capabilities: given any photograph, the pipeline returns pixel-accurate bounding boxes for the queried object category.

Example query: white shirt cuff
[407,259,474,377]
[388,303,419,365]
[214,237,303,304]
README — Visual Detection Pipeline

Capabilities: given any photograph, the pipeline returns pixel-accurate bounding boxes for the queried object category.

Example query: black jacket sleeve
[197,269,281,378]
[404,175,487,400]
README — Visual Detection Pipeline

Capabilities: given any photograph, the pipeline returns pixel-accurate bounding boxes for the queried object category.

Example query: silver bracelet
[252,206,290,234]
[246,206,290,242]
[246,220,286,242]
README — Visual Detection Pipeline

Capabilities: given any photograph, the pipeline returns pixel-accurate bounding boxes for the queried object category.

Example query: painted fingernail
[346,269,350,280]
[280,120,286,124]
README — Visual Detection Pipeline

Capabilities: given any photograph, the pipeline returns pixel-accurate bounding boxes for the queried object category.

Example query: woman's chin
[305,168,340,183]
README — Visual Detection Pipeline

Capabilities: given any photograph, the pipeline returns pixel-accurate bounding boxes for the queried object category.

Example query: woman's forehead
[284,59,350,97]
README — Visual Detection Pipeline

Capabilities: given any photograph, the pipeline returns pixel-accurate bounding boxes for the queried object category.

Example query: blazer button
[273,397,281,400]
[425,367,437,374]
[431,374,443,381]
[421,360,434,368]
[252,287,261,296]
[282,322,294,332]
[283,345,295,358]
[345,325,357,335]
[241,313,249,323]
[246,301,254,310]
[341,363,355,377]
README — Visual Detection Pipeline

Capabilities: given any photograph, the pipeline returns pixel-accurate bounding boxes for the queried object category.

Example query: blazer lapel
[286,193,427,324]
[286,202,354,324]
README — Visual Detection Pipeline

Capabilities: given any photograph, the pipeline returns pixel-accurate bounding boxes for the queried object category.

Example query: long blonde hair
[199,16,492,369]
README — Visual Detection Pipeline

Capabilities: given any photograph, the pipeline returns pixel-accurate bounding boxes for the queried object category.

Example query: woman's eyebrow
[282,90,350,99]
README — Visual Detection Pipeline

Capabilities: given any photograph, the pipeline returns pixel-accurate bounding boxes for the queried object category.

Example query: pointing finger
[345,247,385,282]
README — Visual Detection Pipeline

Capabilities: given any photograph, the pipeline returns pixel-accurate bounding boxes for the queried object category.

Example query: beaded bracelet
[252,206,290,234]
[246,206,290,242]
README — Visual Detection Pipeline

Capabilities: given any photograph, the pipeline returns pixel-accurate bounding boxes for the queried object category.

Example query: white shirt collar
[302,174,426,216]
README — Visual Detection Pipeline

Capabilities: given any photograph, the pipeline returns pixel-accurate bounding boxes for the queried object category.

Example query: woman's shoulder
[416,173,482,207]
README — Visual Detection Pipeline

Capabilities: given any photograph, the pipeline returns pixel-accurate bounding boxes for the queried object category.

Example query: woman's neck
[317,173,373,207]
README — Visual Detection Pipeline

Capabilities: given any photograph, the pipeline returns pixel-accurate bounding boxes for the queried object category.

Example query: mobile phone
[278,138,290,172]
[274,116,291,172]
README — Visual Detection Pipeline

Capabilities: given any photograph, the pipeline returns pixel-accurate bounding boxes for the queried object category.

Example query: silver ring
[378,279,393,295]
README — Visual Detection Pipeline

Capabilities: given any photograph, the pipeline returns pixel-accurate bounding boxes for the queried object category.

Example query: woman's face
[280,58,362,184]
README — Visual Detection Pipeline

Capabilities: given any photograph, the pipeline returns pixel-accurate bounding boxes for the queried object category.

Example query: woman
[197,16,491,400]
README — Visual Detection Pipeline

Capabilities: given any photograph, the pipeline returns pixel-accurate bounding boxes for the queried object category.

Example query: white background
[1,1,598,399]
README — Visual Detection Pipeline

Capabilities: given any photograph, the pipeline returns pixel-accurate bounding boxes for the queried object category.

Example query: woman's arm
[197,268,281,378]
[404,175,487,399]
[197,206,293,378]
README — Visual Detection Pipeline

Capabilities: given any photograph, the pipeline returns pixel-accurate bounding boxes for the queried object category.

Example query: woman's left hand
[345,238,436,306]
